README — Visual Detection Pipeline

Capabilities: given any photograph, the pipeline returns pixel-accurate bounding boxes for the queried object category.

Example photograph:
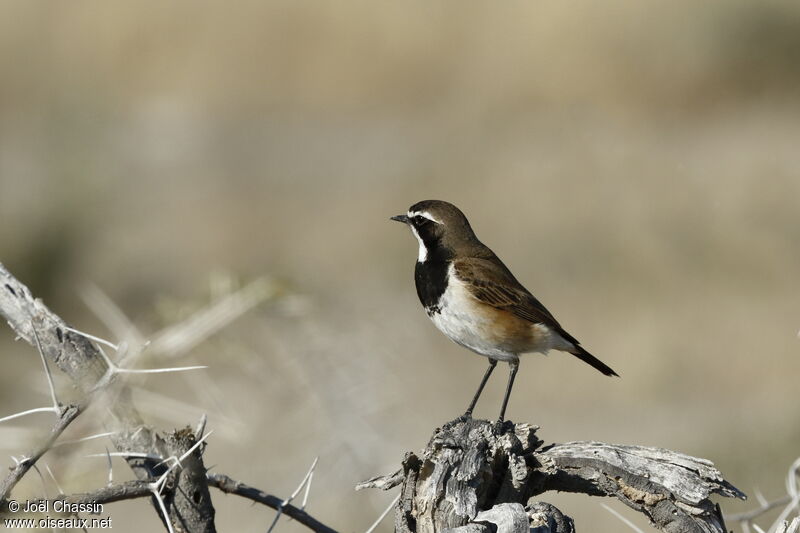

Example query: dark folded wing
[453,257,580,346]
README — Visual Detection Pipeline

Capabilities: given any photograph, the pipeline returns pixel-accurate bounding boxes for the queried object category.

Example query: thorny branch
[0,262,339,533]
[0,262,217,532]
[23,480,154,509]
[207,473,339,533]
[0,404,82,501]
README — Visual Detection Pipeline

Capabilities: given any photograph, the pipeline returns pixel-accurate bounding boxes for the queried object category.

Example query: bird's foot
[455,411,473,424]
[493,419,510,434]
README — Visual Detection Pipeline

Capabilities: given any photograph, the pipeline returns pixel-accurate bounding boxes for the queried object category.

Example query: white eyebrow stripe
[407,211,442,224]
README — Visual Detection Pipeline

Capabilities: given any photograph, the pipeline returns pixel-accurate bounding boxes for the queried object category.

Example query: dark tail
[570,345,619,377]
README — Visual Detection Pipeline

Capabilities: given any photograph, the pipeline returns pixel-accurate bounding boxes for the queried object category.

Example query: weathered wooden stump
[359,418,745,533]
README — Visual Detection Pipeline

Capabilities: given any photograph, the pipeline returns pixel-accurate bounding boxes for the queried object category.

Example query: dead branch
[360,418,745,533]
[0,262,339,533]
[2,461,343,533]
[61,480,153,505]
[207,473,339,533]
[0,404,82,501]
[726,495,791,523]
[0,263,216,531]
[2,480,155,511]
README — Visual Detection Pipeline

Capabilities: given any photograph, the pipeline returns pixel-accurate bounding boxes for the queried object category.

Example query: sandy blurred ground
[1,1,799,531]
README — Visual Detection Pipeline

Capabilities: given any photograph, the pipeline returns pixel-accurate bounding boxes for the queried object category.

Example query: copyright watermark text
[4,499,112,529]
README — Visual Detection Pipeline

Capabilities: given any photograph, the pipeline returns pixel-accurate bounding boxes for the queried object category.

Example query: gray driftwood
[359,418,745,533]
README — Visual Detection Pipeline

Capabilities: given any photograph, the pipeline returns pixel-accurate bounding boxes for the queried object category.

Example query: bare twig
[0,322,66,424]
[267,457,319,533]
[59,480,153,505]
[0,404,82,502]
[0,263,217,532]
[207,473,339,533]
[355,468,403,491]
[0,263,333,533]
[727,495,792,522]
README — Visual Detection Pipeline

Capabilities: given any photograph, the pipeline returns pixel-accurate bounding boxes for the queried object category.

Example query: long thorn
[364,494,400,533]
[195,414,208,440]
[301,470,314,510]
[53,431,116,449]
[267,456,319,533]
[602,503,645,533]
[31,464,49,500]
[85,452,163,460]
[266,507,284,533]
[288,457,318,502]
[0,406,59,424]
[106,447,113,486]
[31,321,60,410]
[63,326,119,351]
[150,487,175,533]
[179,431,213,464]
[115,365,207,374]
[45,463,64,495]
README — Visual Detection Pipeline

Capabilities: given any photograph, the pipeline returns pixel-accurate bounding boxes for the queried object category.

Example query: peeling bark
[360,418,744,533]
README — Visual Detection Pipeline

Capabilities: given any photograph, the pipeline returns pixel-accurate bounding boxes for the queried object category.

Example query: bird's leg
[462,360,497,419]
[497,360,519,426]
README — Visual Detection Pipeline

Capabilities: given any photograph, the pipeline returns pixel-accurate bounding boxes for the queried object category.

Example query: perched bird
[391,200,618,424]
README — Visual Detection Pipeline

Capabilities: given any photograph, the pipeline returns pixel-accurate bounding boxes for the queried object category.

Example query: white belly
[427,266,572,362]
[428,273,519,361]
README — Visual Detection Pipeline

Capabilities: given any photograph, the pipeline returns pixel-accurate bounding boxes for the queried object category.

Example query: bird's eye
[414,215,429,225]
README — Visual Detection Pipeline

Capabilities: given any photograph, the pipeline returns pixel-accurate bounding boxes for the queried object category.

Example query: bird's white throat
[410,225,428,262]
[407,210,440,263]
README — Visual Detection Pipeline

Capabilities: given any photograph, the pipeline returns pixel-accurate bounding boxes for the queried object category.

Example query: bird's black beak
[390,214,410,224]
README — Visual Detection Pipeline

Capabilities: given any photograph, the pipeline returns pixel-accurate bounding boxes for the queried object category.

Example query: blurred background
[1,1,799,531]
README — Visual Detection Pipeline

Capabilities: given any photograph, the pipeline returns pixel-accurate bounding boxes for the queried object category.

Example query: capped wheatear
[391,200,618,424]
